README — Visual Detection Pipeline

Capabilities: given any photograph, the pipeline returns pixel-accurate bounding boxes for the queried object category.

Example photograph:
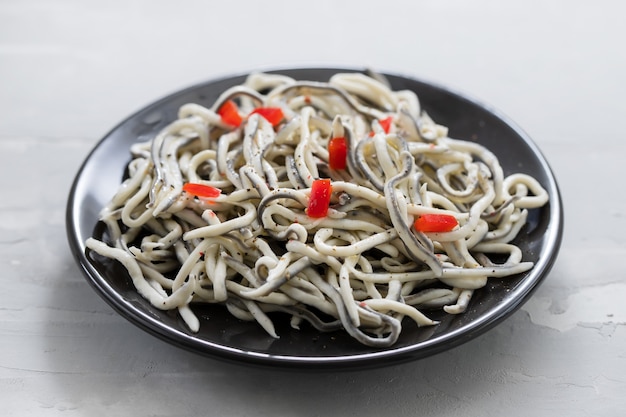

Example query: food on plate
[85,71,548,347]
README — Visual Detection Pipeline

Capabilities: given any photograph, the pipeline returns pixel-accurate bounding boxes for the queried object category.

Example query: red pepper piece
[249,107,284,127]
[328,137,348,170]
[307,179,332,218]
[379,116,393,133]
[369,116,393,136]
[217,100,243,127]
[183,183,222,198]
[414,214,459,233]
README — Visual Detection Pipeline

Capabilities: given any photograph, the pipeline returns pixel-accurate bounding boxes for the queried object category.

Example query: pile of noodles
[86,72,548,347]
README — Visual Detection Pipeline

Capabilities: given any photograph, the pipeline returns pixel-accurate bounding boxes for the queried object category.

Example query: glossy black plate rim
[66,67,563,369]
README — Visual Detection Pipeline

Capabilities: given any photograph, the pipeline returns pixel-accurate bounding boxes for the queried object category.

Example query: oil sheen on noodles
[85,72,548,347]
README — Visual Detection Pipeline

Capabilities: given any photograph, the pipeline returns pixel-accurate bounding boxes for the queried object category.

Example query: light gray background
[2,1,624,416]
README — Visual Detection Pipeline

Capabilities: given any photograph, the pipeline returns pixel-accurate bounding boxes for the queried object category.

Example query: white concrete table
[2,1,624,415]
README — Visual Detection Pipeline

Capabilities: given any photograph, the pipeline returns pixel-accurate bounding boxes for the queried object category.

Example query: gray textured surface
[2,1,625,415]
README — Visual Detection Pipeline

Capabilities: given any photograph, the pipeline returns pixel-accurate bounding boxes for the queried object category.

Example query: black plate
[66,68,563,369]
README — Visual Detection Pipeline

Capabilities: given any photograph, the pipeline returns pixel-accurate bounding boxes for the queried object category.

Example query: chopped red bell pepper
[369,116,393,136]
[328,136,348,170]
[379,116,393,133]
[217,100,243,127]
[249,107,284,127]
[414,214,458,233]
[307,179,332,218]
[182,183,222,198]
